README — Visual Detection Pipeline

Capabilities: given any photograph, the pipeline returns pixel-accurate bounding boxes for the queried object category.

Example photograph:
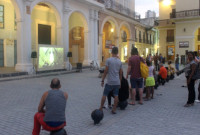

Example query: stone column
[63,2,72,70]
[83,30,90,66]
[93,10,99,65]
[89,9,94,63]
[15,2,33,73]
[99,33,103,64]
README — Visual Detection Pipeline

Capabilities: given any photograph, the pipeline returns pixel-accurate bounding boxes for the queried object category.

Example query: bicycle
[90,60,99,71]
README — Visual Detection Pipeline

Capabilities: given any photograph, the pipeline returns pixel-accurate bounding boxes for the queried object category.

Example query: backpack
[192,62,200,79]
[140,62,149,79]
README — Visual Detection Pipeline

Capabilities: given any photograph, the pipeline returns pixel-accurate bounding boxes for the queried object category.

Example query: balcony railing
[156,19,175,27]
[166,37,174,42]
[170,9,200,19]
[97,0,140,20]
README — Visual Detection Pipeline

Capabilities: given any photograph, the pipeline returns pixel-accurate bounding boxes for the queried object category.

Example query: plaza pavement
[0,65,200,135]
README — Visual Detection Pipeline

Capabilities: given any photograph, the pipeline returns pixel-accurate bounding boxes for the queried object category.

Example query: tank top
[44,90,66,122]
[148,66,154,77]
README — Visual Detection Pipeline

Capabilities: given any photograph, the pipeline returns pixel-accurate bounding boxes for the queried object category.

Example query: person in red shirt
[158,63,167,85]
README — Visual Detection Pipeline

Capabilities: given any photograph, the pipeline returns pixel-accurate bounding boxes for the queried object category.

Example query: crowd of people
[99,47,176,113]
[31,47,200,135]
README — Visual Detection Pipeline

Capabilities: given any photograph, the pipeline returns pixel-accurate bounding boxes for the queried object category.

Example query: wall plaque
[179,41,189,48]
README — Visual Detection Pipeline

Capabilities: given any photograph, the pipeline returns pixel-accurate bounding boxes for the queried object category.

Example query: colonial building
[157,0,200,61]
[0,0,157,74]
[0,0,103,73]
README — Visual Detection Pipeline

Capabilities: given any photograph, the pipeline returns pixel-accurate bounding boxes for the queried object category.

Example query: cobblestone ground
[0,65,200,135]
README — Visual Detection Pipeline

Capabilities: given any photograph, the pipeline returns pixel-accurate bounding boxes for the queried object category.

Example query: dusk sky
[135,0,159,18]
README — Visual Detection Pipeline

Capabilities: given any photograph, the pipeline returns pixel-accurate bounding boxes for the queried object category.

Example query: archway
[31,2,62,71]
[101,20,118,65]
[119,24,131,62]
[0,0,19,69]
[68,11,88,67]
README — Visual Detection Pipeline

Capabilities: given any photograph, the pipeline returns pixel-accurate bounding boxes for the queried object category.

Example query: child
[145,60,155,100]
[168,60,175,79]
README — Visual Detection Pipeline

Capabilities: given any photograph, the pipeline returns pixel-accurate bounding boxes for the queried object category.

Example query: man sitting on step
[32,78,68,135]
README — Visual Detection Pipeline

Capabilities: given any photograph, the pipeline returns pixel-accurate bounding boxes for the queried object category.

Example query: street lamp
[111,28,114,33]
[163,0,171,6]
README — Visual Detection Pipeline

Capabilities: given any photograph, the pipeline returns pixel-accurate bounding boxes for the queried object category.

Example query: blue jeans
[175,63,179,71]
[103,84,120,96]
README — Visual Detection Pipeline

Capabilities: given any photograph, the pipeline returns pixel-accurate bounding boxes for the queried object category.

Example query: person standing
[100,47,123,114]
[145,60,155,100]
[126,47,145,105]
[175,54,180,71]
[32,78,68,135]
[154,53,159,71]
[184,52,197,107]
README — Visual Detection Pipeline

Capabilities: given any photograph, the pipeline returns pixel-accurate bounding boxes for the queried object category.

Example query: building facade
[157,0,200,61]
[0,0,103,73]
[0,0,157,74]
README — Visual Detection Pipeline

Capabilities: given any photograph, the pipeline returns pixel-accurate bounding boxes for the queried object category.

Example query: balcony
[170,9,200,19]
[97,0,140,20]
[166,37,174,42]
[156,19,175,27]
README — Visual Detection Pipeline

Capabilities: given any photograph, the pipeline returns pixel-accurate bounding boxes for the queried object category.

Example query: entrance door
[0,39,4,67]
[167,45,175,61]
[198,45,200,55]
[72,45,79,64]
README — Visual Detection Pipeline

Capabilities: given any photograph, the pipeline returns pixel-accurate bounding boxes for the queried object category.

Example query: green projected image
[38,47,64,71]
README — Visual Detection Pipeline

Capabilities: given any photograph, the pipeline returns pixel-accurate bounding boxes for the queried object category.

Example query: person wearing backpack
[126,47,145,105]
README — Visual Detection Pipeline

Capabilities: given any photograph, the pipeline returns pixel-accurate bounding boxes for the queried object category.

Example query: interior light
[163,0,171,6]
[111,28,114,33]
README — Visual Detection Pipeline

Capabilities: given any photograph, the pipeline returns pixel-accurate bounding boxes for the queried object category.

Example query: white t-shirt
[148,66,154,77]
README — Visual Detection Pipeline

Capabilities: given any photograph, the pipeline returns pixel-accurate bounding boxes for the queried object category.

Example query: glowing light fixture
[163,0,171,6]
[111,28,114,33]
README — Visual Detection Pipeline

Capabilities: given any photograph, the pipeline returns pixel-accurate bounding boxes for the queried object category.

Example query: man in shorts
[100,47,123,114]
[126,47,145,105]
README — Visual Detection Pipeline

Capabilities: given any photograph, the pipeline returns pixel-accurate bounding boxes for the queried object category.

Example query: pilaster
[15,1,33,73]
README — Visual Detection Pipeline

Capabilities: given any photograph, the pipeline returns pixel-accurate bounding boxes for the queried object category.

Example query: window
[38,24,51,44]
[167,29,174,42]
[0,5,4,28]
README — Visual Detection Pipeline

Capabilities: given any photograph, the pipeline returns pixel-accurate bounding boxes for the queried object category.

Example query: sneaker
[195,100,200,103]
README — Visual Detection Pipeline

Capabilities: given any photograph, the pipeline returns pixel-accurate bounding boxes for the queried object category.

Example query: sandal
[128,102,135,105]
[184,104,191,107]
[111,110,116,114]
[138,102,143,105]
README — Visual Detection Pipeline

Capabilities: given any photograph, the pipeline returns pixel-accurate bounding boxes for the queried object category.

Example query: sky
[135,0,159,18]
